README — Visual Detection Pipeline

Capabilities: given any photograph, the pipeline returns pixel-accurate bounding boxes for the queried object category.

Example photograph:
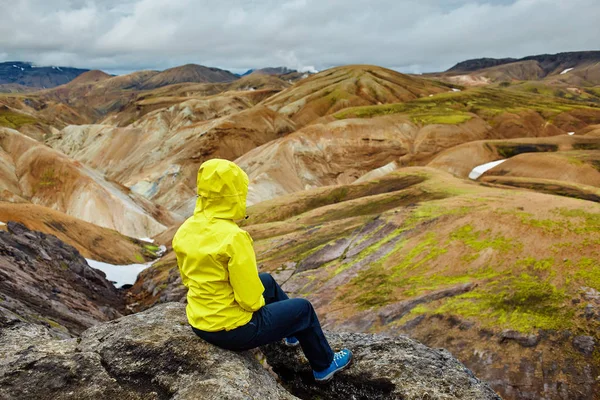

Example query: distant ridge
[447,57,518,72]
[448,51,600,73]
[0,61,89,88]
[0,62,245,92]
[139,64,238,89]
[68,70,112,85]
[241,67,297,76]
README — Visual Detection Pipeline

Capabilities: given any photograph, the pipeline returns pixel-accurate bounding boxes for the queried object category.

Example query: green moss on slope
[575,257,600,291]
[433,273,572,333]
[333,87,598,124]
[450,224,517,252]
[0,109,37,128]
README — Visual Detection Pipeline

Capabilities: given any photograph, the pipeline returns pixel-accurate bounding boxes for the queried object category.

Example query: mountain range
[0,62,304,93]
[448,51,600,73]
[439,50,600,87]
[0,61,89,91]
[1,50,600,399]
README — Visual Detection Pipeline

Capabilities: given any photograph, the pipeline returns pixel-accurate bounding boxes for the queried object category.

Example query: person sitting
[172,158,352,382]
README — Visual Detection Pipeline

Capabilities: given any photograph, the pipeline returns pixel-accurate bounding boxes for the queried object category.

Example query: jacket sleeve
[226,231,265,312]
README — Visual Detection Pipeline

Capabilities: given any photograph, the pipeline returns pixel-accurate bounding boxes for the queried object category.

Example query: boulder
[0,303,499,400]
[264,332,501,400]
[573,336,596,356]
[0,303,297,400]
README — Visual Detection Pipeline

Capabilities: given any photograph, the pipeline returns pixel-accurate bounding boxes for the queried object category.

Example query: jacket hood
[194,159,249,220]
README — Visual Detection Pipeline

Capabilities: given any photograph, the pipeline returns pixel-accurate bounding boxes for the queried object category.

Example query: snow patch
[86,258,153,288]
[568,132,575,136]
[560,68,574,75]
[451,88,461,92]
[469,159,507,180]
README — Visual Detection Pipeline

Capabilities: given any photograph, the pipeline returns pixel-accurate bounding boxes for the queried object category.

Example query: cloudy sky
[0,0,598,75]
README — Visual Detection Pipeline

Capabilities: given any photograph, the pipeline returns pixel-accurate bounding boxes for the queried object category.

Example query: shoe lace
[333,350,347,362]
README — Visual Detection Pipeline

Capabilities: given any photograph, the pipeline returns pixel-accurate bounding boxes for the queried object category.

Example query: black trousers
[192,272,335,371]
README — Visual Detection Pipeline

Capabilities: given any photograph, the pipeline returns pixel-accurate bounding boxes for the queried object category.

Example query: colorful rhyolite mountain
[1,52,600,400]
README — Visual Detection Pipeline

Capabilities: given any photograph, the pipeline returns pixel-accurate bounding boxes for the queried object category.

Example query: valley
[1,51,600,399]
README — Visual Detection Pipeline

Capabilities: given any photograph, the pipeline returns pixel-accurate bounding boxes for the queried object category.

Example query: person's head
[195,159,249,220]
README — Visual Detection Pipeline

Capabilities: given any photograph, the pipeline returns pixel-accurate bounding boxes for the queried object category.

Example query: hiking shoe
[283,336,300,347]
[313,349,353,382]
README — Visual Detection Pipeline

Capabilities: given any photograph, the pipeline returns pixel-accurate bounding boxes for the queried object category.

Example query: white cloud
[0,0,598,74]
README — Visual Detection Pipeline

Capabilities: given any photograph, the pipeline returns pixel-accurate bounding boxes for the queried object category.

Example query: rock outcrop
[264,332,500,400]
[0,222,123,336]
[0,303,295,400]
[0,302,499,400]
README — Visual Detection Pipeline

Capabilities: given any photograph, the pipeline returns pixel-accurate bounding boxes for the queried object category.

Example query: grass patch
[391,232,447,275]
[0,108,37,129]
[352,269,395,309]
[410,113,472,125]
[399,267,500,297]
[516,256,555,272]
[39,169,57,187]
[348,232,448,309]
[312,189,446,224]
[333,225,402,276]
[514,208,600,237]
[450,224,516,252]
[333,87,598,123]
[539,208,600,236]
[142,243,161,258]
[574,257,600,291]
[510,82,600,104]
[333,101,473,125]
[401,203,472,231]
[34,169,58,194]
[435,273,571,333]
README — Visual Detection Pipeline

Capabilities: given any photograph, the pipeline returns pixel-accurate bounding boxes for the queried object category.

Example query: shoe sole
[314,353,353,383]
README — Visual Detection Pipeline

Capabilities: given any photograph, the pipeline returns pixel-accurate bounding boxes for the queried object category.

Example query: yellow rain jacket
[172,159,265,332]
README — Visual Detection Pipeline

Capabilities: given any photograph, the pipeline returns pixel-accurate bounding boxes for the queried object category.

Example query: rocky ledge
[0,303,499,400]
[0,222,123,336]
